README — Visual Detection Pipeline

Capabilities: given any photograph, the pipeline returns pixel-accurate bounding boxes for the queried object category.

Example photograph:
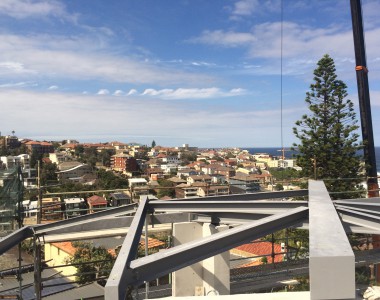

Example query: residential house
[56,163,94,183]
[175,183,199,198]
[229,174,262,194]
[197,184,230,197]
[49,152,71,164]
[87,195,108,214]
[147,167,165,181]
[109,192,130,207]
[41,197,64,222]
[128,178,149,200]
[0,154,30,169]
[187,174,212,185]
[230,240,283,268]
[25,141,54,154]
[3,135,21,149]
[63,198,86,219]
[44,242,78,281]
[110,153,138,174]
[177,168,198,178]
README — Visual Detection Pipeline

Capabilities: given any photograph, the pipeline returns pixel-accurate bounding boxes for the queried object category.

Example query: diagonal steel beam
[334,200,380,213]
[334,197,380,204]
[336,206,380,232]
[0,226,34,254]
[118,206,308,288]
[105,198,149,300]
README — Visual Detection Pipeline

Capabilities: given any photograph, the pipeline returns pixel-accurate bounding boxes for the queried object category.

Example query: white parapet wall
[308,180,355,300]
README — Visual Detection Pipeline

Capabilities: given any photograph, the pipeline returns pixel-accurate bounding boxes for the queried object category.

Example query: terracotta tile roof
[87,195,107,205]
[139,236,165,249]
[51,242,77,256]
[231,240,283,265]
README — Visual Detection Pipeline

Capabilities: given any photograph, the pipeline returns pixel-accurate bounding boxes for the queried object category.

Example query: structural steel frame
[1,181,380,299]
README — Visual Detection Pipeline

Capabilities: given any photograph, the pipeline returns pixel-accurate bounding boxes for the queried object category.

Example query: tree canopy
[293,54,363,198]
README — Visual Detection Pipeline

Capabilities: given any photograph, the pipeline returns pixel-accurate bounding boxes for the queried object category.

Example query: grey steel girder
[0,226,34,254]
[171,189,308,201]
[149,200,308,215]
[105,198,149,300]
[334,200,380,213]
[33,203,137,235]
[34,212,189,236]
[336,205,380,232]
[115,206,308,289]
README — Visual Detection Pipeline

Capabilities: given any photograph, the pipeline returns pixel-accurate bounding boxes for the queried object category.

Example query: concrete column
[172,222,204,296]
[202,223,230,295]
[172,222,230,296]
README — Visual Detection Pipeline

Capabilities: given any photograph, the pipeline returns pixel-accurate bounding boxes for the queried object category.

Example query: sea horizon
[243,146,380,173]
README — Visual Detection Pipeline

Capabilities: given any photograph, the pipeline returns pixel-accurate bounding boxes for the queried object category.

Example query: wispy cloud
[113,90,124,96]
[1,89,302,147]
[0,33,215,86]
[97,89,110,95]
[140,87,247,100]
[0,81,37,88]
[0,0,73,20]
[48,85,59,90]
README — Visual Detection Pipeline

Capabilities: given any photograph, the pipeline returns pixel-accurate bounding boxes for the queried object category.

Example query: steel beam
[120,206,308,287]
[336,206,380,232]
[33,203,137,235]
[334,197,380,204]
[169,189,308,201]
[0,226,34,254]
[150,200,308,215]
[35,212,189,236]
[334,200,380,213]
[105,198,149,300]
[308,180,355,300]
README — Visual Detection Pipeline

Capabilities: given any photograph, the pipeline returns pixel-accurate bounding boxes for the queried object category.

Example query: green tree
[67,241,115,286]
[40,162,58,186]
[157,179,175,198]
[293,54,363,199]
[151,140,156,148]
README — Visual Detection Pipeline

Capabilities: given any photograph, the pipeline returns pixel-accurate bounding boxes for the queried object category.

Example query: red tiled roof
[51,242,76,256]
[139,236,165,249]
[231,240,283,265]
[87,195,107,205]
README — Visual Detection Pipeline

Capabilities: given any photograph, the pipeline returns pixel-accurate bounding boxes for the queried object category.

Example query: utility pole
[37,160,42,224]
[350,0,379,197]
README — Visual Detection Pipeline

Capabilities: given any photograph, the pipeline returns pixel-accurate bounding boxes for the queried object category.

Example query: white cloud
[0,81,37,88]
[97,89,110,95]
[0,33,215,86]
[232,0,260,16]
[0,89,305,147]
[189,30,256,47]
[113,90,124,96]
[48,85,59,90]
[127,89,138,96]
[140,87,247,100]
[0,0,71,20]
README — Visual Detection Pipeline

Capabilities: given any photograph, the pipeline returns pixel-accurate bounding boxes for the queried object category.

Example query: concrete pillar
[172,222,230,296]
[172,222,204,296]
[202,223,230,295]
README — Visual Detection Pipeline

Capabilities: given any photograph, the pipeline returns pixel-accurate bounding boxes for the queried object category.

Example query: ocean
[244,147,380,173]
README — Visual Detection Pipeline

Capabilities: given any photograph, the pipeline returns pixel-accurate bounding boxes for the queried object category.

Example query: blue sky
[1,0,380,148]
